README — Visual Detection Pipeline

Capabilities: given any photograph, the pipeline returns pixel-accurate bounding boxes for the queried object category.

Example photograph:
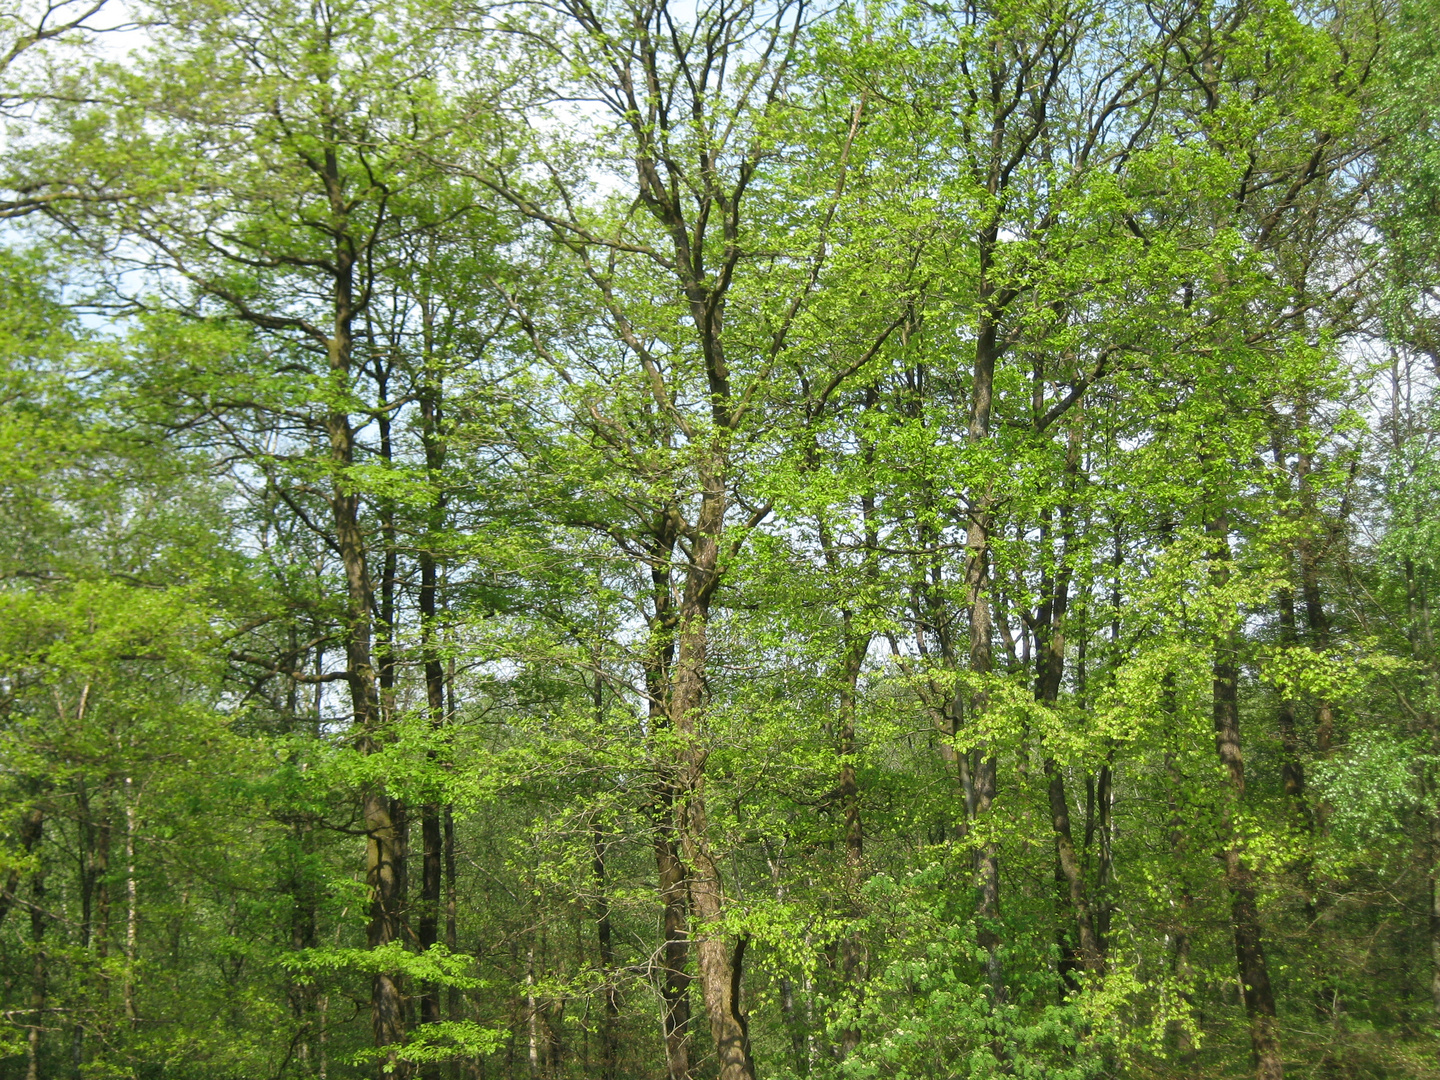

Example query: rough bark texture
[670,469,755,1080]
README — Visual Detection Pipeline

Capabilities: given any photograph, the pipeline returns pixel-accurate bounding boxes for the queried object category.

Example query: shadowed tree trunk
[1209,515,1283,1080]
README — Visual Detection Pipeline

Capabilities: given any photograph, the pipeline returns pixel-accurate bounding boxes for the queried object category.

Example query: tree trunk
[526,941,540,1077]
[290,817,319,1073]
[321,209,406,1067]
[835,631,867,1060]
[1209,519,1283,1080]
[641,521,693,1080]
[1164,744,1196,1057]
[123,776,138,1027]
[1036,423,1103,982]
[25,858,46,1080]
[1295,427,1334,757]
[965,284,1004,1005]
[670,469,755,1080]
[417,343,451,1051]
[592,821,620,1080]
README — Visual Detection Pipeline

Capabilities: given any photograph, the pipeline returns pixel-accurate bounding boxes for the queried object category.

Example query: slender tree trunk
[670,469,755,1080]
[592,821,620,1080]
[1275,584,1311,814]
[1036,424,1102,983]
[766,849,809,1076]
[444,803,463,1080]
[1164,743,1196,1057]
[591,662,619,1079]
[525,941,540,1078]
[836,631,866,1060]
[639,519,693,1080]
[1295,427,1334,757]
[1430,760,1440,1019]
[416,557,446,1053]
[25,857,46,1080]
[1209,519,1283,1080]
[321,216,405,1067]
[965,286,1004,1005]
[654,822,692,1080]
[97,799,111,962]
[123,776,138,1028]
[417,356,451,1050]
[373,378,413,1042]
[1094,759,1114,952]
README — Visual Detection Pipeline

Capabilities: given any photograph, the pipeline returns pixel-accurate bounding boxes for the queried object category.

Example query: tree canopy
[0,0,1437,1077]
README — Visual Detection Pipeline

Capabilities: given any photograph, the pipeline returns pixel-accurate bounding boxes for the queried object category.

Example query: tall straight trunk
[416,343,452,1054]
[1294,416,1334,756]
[95,790,112,984]
[525,941,540,1077]
[290,817,319,1072]
[419,790,442,1025]
[444,803,464,1080]
[1275,583,1309,812]
[835,631,867,1060]
[1267,425,1310,811]
[319,187,405,1066]
[123,776,138,1027]
[1164,744,1196,1057]
[1209,518,1283,1080]
[416,451,446,1039]
[964,276,1004,1004]
[654,821,692,1080]
[374,370,412,1038]
[25,858,45,1080]
[592,821,620,1080]
[670,467,755,1080]
[1036,422,1102,983]
[641,520,693,1080]
[338,406,404,1068]
[814,455,876,1062]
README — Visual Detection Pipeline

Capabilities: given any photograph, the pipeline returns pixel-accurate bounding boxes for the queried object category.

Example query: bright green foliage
[0,0,1436,1078]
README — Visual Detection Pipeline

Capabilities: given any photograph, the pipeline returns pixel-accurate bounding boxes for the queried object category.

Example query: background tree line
[0,0,1438,1076]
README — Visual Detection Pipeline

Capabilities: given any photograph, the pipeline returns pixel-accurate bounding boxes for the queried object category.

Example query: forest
[0,0,1437,1076]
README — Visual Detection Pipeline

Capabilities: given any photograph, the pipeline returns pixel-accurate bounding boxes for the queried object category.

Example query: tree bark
[835,630,867,1060]
[417,343,450,1039]
[965,268,1004,1005]
[1035,422,1103,984]
[592,821,620,1080]
[25,857,45,1080]
[670,465,756,1080]
[1164,743,1196,1057]
[123,776,138,1028]
[642,520,693,1080]
[1295,423,1335,756]
[319,176,406,1066]
[1209,519,1283,1080]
